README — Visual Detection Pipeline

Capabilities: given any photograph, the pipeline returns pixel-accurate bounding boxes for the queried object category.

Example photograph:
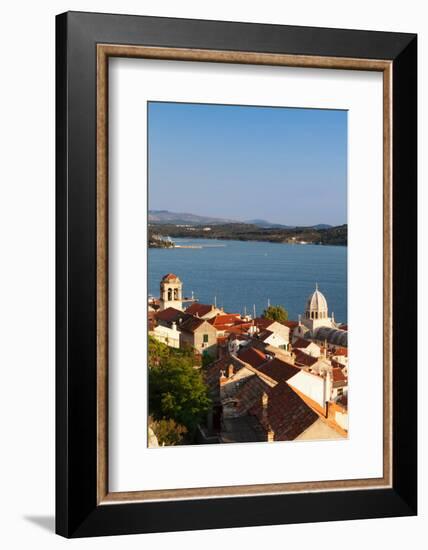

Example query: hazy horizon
[148,102,347,226]
[148,208,343,227]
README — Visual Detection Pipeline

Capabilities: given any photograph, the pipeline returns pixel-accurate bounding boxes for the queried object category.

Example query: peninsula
[149,222,347,247]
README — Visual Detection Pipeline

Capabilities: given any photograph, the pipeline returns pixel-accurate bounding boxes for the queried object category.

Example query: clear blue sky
[148,102,347,226]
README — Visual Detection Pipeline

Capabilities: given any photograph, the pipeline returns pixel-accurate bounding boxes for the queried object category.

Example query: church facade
[293,284,347,348]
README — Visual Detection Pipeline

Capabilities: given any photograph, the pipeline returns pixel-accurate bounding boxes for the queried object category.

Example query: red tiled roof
[253,317,296,331]
[331,358,346,370]
[332,367,347,385]
[234,375,272,415]
[333,347,348,357]
[238,346,269,369]
[209,314,242,327]
[294,350,318,367]
[293,337,312,349]
[179,316,208,334]
[185,303,215,317]
[250,381,319,441]
[225,324,253,335]
[253,317,273,330]
[257,358,299,383]
[258,329,274,341]
[203,356,246,393]
[155,307,185,323]
[332,367,346,381]
[282,320,299,329]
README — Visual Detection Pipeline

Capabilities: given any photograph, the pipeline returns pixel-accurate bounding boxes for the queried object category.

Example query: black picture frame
[56,11,417,538]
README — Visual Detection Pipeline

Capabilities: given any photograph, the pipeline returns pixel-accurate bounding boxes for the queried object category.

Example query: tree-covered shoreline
[149,222,347,246]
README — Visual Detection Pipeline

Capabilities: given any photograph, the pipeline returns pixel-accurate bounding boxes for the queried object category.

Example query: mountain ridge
[149,210,333,229]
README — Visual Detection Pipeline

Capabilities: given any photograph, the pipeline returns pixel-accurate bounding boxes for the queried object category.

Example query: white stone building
[152,323,180,348]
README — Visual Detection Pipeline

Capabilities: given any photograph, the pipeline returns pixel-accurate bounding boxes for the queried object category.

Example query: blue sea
[148,238,347,324]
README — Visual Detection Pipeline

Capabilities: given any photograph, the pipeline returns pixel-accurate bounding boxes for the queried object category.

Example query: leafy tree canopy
[149,417,187,446]
[262,304,289,322]
[148,335,193,367]
[148,337,211,433]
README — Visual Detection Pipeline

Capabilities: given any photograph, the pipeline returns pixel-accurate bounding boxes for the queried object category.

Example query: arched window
[174,288,178,300]
[168,288,172,300]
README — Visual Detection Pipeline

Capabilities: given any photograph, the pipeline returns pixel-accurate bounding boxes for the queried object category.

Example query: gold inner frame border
[96,44,393,504]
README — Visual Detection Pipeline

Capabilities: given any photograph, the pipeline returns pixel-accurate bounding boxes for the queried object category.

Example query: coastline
[149,237,347,249]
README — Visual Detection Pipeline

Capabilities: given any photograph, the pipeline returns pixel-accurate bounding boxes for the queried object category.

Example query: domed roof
[313,326,348,347]
[305,284,328,314]
[161,273,181,283]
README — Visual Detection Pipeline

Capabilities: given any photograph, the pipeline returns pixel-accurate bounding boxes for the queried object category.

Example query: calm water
[149,238,347,324]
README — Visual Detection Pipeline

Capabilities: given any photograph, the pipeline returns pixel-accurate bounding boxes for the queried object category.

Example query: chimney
[227,363,234,378]
[172,321,177,331]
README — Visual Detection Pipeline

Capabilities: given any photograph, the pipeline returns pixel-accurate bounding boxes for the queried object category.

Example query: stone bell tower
[159,273,183,311]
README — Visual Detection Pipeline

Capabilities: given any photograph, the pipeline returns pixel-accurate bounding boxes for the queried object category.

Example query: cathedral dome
[305,284,328,319]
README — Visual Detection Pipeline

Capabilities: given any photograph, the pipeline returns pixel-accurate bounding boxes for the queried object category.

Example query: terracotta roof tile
[257,358,299,383]
[179,316,207,333]
[155,307,186,323]
[225,324,253,334]
[294,350,318,367]
[282,320,299,329]
[293,337,312,349]
[250,381,318,441]
[332,367,347,387]
[238,346,269,368]
[234,375,272,415]
[185,303,215,317]
[203,356,246,393]
[253,317,278,331]
[258,329,274,341]
[209,314,242,327]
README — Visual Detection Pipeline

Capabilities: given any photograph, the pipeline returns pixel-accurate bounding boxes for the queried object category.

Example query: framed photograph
[56,11,417,537]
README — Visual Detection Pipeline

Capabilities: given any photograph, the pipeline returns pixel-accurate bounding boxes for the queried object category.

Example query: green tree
[148,350,211,433]
[148,335,170,367]
[150,418,188,446]
[148,335,193,367]
[262,304,289,322]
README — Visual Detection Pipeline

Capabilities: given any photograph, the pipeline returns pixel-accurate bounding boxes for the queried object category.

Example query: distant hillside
[149,222,347,246]
[149,210,236,225]
[149,210,333,229]
[246,219,332,230]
